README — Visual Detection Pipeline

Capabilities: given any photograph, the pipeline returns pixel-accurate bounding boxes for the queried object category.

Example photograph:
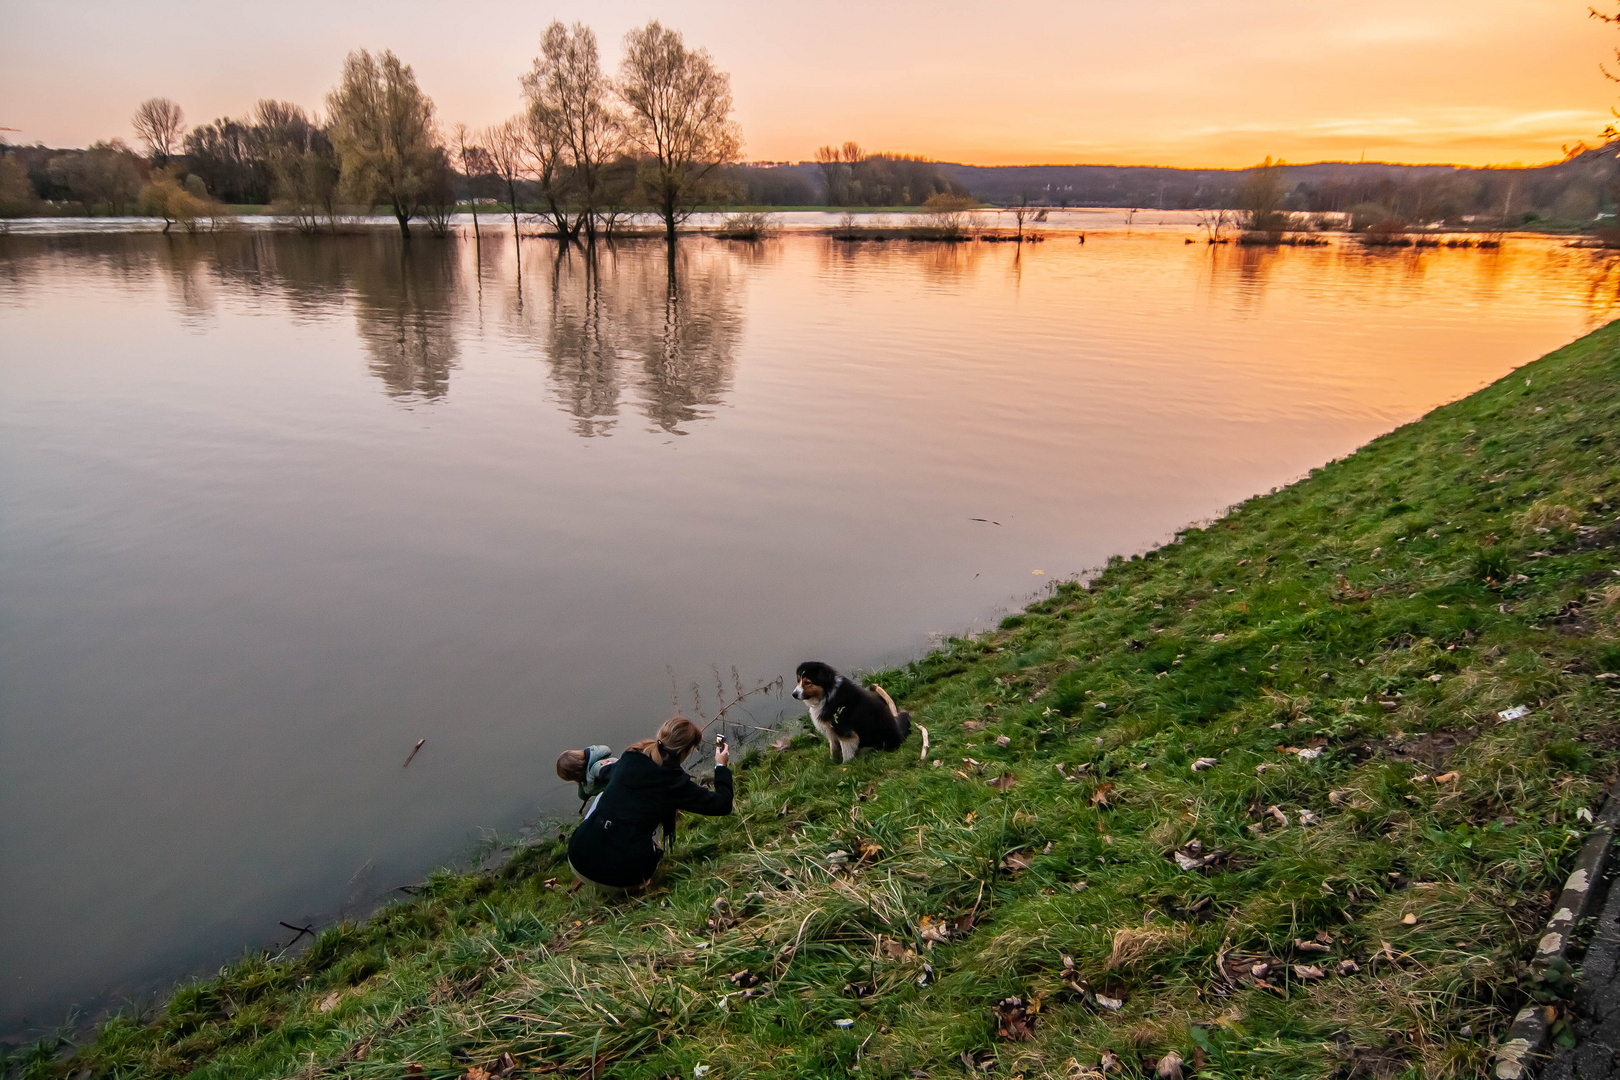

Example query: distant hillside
[735,148,1620,226]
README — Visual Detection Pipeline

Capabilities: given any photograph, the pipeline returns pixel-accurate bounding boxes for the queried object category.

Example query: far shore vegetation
[6,42,1620,243]
[7,301,1620,1080]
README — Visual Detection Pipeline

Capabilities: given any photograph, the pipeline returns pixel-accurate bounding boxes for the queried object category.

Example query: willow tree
[325,49,440,237]
[616,21,741,246]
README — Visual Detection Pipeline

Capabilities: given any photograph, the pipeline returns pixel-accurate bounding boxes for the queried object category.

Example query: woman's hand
[715,742,731,767]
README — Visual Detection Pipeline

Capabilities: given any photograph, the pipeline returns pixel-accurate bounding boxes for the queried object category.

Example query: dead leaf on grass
[1191,757,1219,771]
[1156,1051,1184,1080]
[995,996,1037,1040]
[1090,782,1115,807]
[1293,964,1325,980]
[1001,849,1033,872]
[989,772,1018,791]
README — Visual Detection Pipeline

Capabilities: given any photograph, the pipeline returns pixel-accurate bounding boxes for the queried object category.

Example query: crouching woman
[566,717,732,892]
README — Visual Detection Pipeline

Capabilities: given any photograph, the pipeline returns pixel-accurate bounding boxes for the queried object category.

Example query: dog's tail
[872,685,913,747]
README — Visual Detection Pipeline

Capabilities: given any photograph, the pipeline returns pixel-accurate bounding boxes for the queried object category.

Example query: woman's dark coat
[566,748,732,888]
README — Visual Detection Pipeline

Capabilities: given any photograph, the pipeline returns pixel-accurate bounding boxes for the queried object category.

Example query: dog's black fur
[792,661,912,764]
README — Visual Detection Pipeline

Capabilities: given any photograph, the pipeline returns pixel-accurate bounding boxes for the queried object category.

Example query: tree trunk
[663,196,677,247]
[395,205,411,237]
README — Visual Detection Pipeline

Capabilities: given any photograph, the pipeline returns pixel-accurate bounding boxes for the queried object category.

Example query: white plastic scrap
[1296,747,1324,760]
[1191,757,1219,771]
[1498,705,1530,722]
[834,1018,855,1028]
[693,1066,711,1079]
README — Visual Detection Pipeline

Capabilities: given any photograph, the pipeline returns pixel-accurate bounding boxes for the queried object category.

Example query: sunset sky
[2,0,1615,168]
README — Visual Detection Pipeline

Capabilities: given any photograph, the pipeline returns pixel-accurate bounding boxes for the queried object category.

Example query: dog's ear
[797,661,832,688]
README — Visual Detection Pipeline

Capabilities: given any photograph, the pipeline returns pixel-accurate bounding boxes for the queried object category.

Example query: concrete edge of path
[1495,775,1620,1080]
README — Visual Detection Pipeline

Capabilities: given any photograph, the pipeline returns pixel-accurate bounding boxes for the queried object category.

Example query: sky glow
[1,0,1613,167]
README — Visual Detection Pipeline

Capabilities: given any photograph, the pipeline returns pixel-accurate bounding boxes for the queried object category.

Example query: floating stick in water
[403,739,426,767]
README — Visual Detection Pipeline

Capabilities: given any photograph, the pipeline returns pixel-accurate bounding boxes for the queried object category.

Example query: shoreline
[7,322,1620,1078]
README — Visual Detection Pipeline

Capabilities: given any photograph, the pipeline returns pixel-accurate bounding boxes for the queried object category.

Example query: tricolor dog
[792,661,912,764]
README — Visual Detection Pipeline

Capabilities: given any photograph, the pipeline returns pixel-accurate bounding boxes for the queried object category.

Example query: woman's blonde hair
[627,717,704,767]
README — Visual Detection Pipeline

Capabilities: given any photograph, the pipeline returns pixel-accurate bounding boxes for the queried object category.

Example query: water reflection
[352,243,460,401]
[531,242,742,435]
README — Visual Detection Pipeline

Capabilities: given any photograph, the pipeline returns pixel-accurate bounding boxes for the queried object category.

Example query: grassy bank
[11,325,1620,1080]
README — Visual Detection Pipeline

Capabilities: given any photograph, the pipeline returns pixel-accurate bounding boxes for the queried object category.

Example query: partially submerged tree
[132,98,185,166]
[616,20,741,245]
[523,21,623,243]
[1237,156,1290,234]
[482,116,529,238]
[325,49,441,236]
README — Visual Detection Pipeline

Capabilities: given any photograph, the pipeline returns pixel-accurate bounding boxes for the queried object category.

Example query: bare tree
[454,123,484,241]
[325,49,441,237]
[132,98,185,166]
[524,21,623,243]
[482,116,529,238]
[616,20,741,246]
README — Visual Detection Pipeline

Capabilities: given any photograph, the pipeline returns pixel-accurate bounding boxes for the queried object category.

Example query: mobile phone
[715,733,727,746]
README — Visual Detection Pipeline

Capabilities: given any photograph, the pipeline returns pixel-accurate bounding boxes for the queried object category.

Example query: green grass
[10,324,1620,1080]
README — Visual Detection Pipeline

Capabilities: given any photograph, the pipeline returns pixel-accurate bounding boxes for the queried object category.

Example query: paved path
[1544,863,1620,1080]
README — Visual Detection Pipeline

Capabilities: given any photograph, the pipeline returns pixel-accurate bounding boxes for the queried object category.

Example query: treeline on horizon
[4,64,1619,232]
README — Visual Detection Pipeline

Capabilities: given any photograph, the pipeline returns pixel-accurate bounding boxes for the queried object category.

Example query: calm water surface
[2,227,1616,1032]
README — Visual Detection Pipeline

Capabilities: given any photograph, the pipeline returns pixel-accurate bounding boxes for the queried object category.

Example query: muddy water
[1,227,1614,1033]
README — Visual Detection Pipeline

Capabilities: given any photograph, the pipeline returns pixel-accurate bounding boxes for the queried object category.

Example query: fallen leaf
[1100,1051,1122,1073]
[1174,852,1205,872]
[1293,964,1325,980]
[1094,993,1124,1010]
[995,734,1012,748]
[318,990,342,1013]
[1296,747,1324,760]
[1339,959,1361,976]
[1090,782,1115,807]
[460,1069,493,1080]
[1268,805,1288,826]
[963,720,986,731]
[1156,1051,1184,1080]
[995,996,1037,1040]
[1434,771,1459,783]
[1294,939,1330,953]
[1191,757,1219,771]
[1297,810,1321,826]
[1402,913,1418,925]
[918,916,951,947]
[989,772,1018,791]
[1001,849,1033,872]
[729,969,759,988]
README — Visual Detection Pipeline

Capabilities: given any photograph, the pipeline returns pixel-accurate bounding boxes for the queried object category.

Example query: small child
[556,745,616,802]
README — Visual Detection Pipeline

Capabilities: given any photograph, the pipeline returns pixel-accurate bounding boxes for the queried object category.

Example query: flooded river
[1,225,1615,1033]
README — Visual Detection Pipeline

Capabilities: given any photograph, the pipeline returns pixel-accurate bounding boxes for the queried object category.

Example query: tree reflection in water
[537,240,742,436]
[350,239,459,401]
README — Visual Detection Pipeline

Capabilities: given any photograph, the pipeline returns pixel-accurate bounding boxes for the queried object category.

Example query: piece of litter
[1402,913,1418,925]
[693,1067,711,1079]
[1174,852,1204,871]
[1191,757,1219,771]
[1298,810,1321,826]
[1578,807,1595,823]
[1094,993,1123,1010]
[1296,747,1323,760]
[834,1018,855,1028]
[1498,705,1530,722]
